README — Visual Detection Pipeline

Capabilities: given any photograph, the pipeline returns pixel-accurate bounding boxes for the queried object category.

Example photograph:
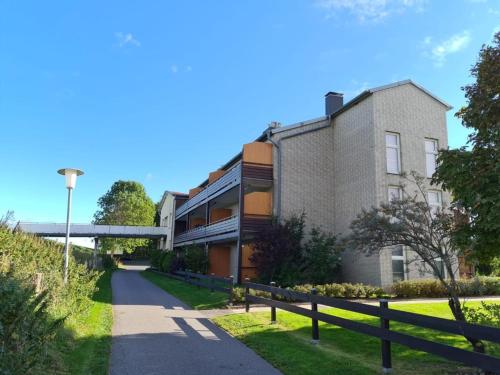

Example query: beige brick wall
[372,83,451,286]
[268,82,451,287]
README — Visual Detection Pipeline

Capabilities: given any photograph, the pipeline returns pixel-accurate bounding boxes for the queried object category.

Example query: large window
[392,245,405,282]
[427,190,442,217]
[425,139,438,178]
[386,132,401,174]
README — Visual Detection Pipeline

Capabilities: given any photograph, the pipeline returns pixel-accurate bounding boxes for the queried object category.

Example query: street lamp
[57,168,84,284]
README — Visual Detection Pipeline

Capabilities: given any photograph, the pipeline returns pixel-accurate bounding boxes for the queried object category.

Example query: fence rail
[244,281,500,374]
[151,269,234,305]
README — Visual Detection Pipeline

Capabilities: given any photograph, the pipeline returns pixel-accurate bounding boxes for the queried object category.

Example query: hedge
[231,282,388,304]
[391,277,500,298]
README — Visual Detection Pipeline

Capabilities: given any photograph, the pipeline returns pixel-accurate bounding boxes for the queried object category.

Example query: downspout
[266,116,333,220]
[265,128,281,219]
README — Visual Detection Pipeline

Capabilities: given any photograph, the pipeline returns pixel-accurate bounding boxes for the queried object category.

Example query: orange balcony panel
[244,191,272,216]
[241,267,258,281]
[189,217,206,229]
[208,170,226,184]
[189,187,204,199]
[210,208,232,223]
[208,245,231,277]
[241,243,256,268]
[243,142,272,165]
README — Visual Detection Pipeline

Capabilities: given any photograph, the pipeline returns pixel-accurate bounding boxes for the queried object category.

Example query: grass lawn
[141,269,229,309]
[60,270,114,375]
[214,301,500,375]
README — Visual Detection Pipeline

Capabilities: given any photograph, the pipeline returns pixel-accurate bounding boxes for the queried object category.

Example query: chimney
[325,92,343,116]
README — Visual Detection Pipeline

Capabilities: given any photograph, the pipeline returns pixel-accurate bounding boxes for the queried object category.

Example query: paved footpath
[110,269,281,375]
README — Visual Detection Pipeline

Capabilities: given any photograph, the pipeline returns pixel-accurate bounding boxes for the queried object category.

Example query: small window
[386,132,401,174]
[388,186,402,202]
[392,245,405,282]
[427,190,442,217]
[425,139,438,178]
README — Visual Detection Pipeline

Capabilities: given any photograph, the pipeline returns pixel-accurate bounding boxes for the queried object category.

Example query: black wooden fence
[244,280,500,374]
[151,269,234,305]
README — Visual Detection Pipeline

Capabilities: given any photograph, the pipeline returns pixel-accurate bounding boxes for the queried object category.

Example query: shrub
[159,252,176,273]
[463,302,500,327]
[183,245,208,274]
[391,277,500,298]
[0,226,99,372]
[0,273,63,374]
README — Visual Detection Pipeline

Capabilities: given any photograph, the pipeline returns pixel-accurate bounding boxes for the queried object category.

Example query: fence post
[228,275,234,306]
[270,281,277,324]
[244,278,250,312]
[210,273,215,292]
[311,288,319,344]
[380,299,392,373]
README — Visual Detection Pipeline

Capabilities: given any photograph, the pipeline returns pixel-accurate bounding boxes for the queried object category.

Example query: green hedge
[391,277,500,298]
[231,282,387,304]
[0,226,100,373]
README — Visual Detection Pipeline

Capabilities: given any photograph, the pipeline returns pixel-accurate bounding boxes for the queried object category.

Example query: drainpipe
[265,116,333,220]
[265,127,281,219]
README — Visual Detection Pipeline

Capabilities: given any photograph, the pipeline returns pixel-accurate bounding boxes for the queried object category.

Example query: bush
[159,252,176,273]
[0,273,63,374]
[391,277,500,298]
[183,245,208,274]
[463,302,500,327]
[231,281,387,304]
[101,255,118,270]
[0,226,100,372]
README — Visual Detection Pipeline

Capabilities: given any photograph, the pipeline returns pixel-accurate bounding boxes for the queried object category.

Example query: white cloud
[422,31,471,67]
[146,172,153,180]
[315,0,426,22]
[170,65,178,74]
[115,32,141,47]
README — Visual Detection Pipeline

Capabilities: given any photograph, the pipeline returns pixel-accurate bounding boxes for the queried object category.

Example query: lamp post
[57,168,84,284]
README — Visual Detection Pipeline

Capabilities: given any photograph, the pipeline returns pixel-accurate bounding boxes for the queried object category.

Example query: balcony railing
[175,163,241,219]
[173,215,239,245]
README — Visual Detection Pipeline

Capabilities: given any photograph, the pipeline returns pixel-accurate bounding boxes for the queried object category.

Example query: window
[386,133,401,174]
[425,139,438,178]
[392,245,405,282]
[427,190,442,217]
[388,186,402,202]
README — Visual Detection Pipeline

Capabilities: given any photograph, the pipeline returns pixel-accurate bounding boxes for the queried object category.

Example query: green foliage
[231,282,386,304]
[433,32,500,264]
[183,245,208,274]
[0,226,100,373]
[391,277,500,298]
[93,180,156,254]
[0,273,63,375]
[301,227,341,284]
[101,255,118,270]
[463,302,500,328]
[251,213,342,286]
[250,213,305,285]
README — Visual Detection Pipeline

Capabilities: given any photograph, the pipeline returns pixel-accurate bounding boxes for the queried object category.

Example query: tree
[250,213,305,286]
[93,181,156,254]
[301,228,341,284]
[340,172,486,354]
[433,32,500,264]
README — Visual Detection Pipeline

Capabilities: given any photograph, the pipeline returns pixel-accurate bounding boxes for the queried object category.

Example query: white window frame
[391,245,406,282]
[386,132,401,174]
[427,190,442,217]
[388,186,402,202]
[425,139,438,178]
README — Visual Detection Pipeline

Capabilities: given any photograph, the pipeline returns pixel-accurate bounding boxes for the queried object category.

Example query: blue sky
[1,0,499,226]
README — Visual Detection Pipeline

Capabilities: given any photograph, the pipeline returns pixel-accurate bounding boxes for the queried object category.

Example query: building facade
[158,80,452,287]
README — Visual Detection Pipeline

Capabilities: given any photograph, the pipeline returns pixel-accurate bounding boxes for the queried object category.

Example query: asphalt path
[109,268,281,375]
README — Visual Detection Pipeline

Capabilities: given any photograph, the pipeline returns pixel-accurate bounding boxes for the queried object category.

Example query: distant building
[157,80,453,287]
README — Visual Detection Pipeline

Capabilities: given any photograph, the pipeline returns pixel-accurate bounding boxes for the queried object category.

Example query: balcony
[173,215,239,246]
[175,163,241,219]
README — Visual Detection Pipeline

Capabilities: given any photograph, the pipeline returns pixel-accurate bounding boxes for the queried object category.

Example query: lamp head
[57,168,84,189]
